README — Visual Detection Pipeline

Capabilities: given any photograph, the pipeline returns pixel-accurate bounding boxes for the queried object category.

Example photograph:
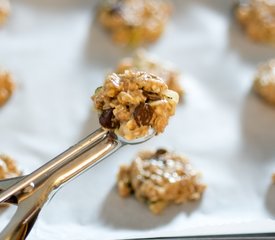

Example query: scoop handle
[0,128,122,240]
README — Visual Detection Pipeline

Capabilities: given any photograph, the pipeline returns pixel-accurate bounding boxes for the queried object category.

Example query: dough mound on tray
[0,70,15,107]
[0,0,10,25]
[253,59,275,105]
[0,154,20,180]
[98,0,171,46]
[116,49,184,102]
[117,149,206,214]
[235,0,275,45]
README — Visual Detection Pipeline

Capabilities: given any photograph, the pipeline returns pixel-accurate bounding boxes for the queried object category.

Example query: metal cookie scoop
[0,128,155,240]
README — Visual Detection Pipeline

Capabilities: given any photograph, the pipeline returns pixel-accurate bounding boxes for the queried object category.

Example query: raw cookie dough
[92,70,178,140]
[0,154,20,207]
[0,70,15,107]
[98,0,171,46]
[253,59,275,105]
[235,0,275,45]
[116,49,184,102]
[0,154,20,180]
[117,149,206,214]
[0,0,10,25]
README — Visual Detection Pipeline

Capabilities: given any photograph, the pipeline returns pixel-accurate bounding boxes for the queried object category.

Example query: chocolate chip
[143,91,162,101]
[133,103,153,127]
[99,109,119,129]
[107,131,118,142]
[155,148,167,156]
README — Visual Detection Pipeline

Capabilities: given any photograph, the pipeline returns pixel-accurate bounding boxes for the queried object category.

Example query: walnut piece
[253,59,275,105]
[117,149,206,214]
[0,70,15,107]
[92,70,178,140]
[235,0,275,45]
[98,0,171,46]
[116,49,184,102]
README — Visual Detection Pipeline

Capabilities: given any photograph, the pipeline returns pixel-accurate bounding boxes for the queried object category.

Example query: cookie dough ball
[235,0,275,45]
[0,0,10,25]
[116,49,184,102]
[0,70,15,107]
[0,154,20,180]
[92,70,178,140]
[117,149,206,214]
[253,59,275,105]
[98,0,171,46]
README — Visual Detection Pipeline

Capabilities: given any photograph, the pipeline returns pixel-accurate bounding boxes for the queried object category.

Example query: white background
[0,0,275,239]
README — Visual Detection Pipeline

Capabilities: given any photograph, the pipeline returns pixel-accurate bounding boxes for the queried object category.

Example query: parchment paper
[0,0,275,239]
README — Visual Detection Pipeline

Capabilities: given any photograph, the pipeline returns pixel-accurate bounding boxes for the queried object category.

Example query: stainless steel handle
[0,128,109,204]
[0,128,123,240]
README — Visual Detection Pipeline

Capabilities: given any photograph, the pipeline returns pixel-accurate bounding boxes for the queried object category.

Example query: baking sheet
[1,0,275,239]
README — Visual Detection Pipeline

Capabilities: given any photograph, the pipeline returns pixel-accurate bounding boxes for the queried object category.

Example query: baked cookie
[117,149,206,214]
[272,173,275,184]
[92,70,178,140]
[0,0,10,25]
[235,0,275,45]
[0,70,15,107]
[253,59,275,105]
[116,49,184,102]
[98,0,171,46]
